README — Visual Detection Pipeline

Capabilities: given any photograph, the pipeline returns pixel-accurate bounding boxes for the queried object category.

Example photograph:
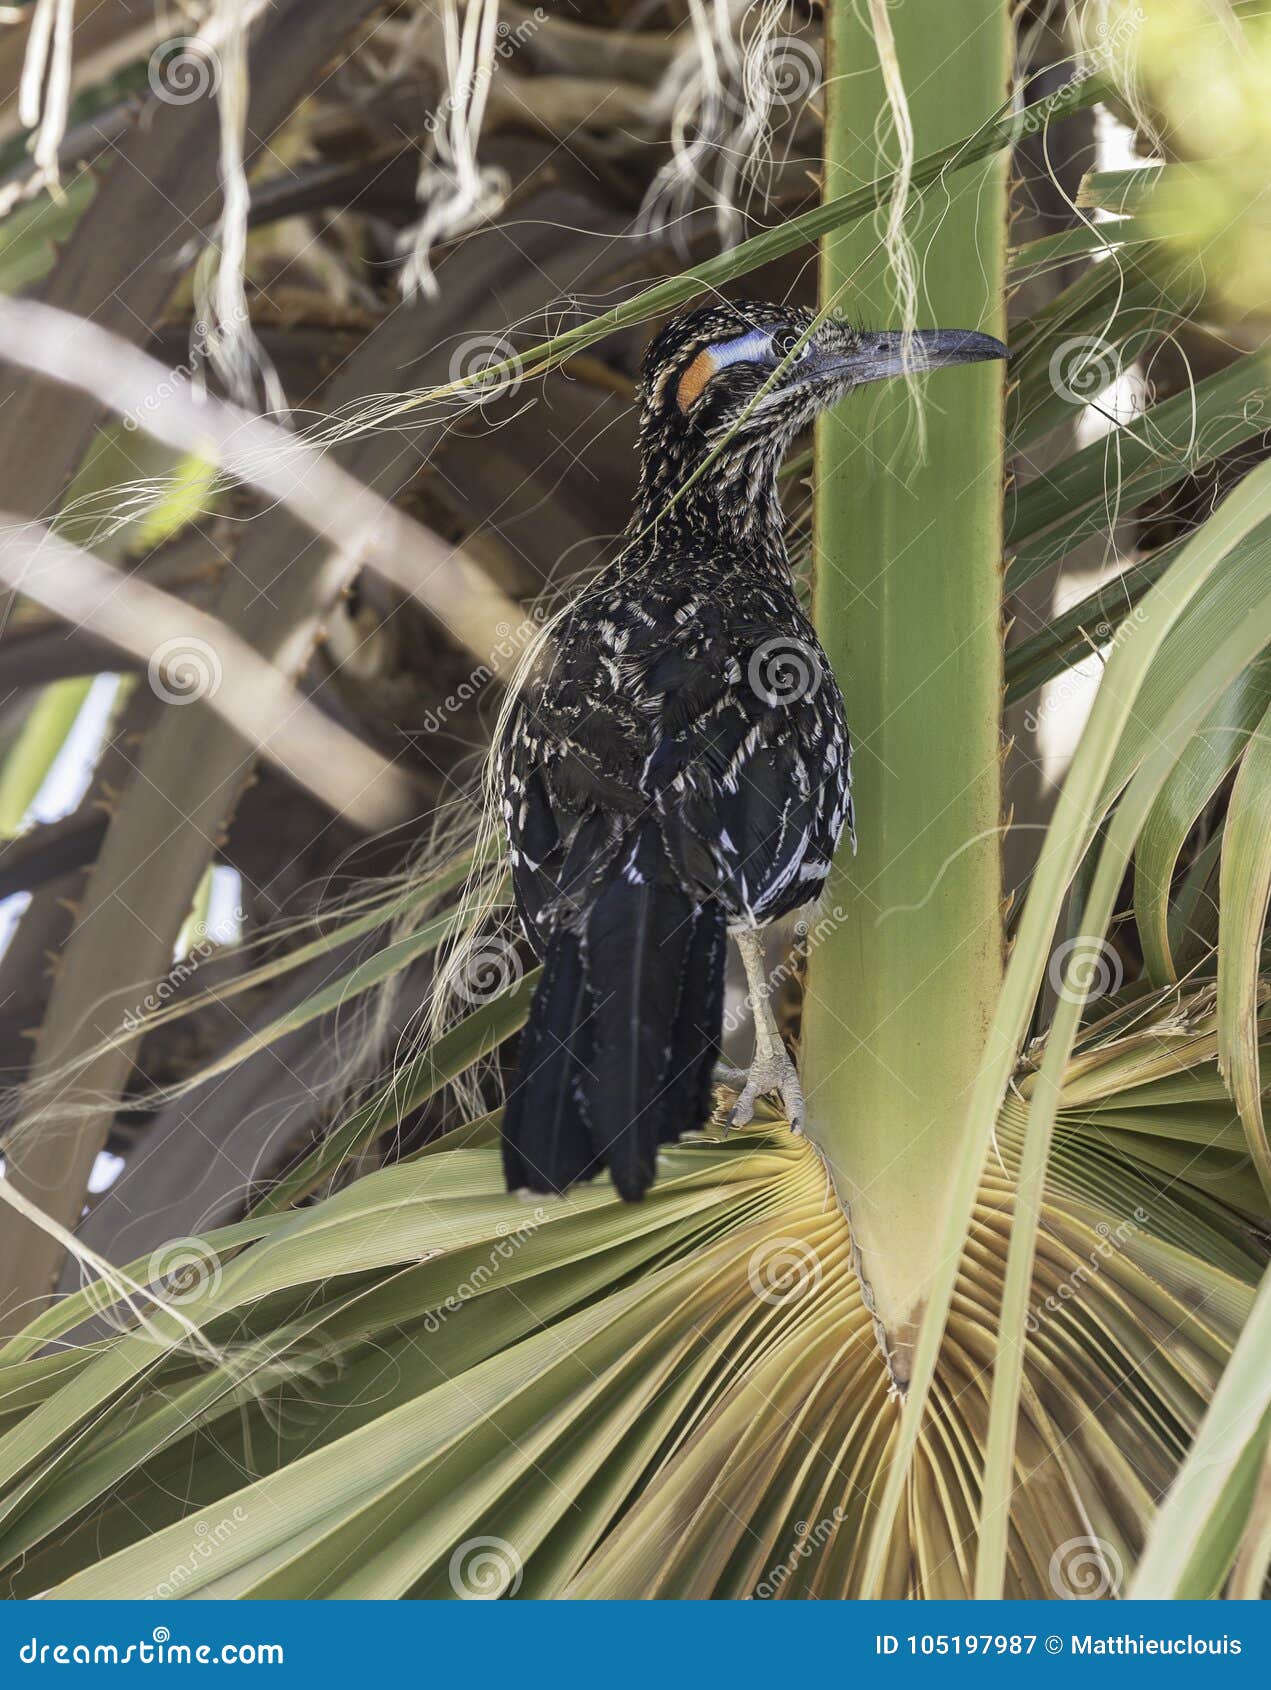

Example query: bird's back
[499,547,852,952]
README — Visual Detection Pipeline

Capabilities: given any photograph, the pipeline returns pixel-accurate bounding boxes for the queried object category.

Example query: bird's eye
[771,328,812,364]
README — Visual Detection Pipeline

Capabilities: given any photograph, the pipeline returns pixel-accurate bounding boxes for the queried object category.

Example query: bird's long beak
[821,327,1008,388]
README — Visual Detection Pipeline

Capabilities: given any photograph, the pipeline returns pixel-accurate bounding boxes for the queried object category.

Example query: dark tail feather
[502,932,599,1194]
[657,901,726,1142]
[581,877,724,1201]
[503,874,726,1202]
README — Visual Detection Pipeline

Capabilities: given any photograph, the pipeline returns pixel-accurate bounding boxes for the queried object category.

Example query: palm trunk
[804,0,1011,1383]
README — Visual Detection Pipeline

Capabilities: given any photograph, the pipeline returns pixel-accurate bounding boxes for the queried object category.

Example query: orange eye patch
[675,348,717,413]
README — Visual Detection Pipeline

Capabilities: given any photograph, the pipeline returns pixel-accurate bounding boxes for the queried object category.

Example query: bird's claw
[719,1048,805,1135]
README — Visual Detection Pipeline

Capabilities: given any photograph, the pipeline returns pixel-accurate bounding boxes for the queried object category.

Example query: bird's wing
[498,658,647,947]
[498,577,850,936]
[632,599,851,924]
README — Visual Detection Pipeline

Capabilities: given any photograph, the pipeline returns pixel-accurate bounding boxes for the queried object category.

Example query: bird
[496,299,1007,1201]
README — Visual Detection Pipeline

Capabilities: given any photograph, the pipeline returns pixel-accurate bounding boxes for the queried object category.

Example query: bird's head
[639,299,1008,458]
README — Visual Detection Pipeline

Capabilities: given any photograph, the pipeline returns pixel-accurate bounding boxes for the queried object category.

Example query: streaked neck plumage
[626,420,792,566]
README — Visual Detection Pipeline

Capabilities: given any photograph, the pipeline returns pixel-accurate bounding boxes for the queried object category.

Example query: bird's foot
[717,1047,804,1135]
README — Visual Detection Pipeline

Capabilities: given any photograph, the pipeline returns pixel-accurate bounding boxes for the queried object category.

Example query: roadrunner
[499,300,1006,1199]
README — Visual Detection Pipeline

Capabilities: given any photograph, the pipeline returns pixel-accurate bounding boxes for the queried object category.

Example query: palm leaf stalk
[803,0,1011,1387]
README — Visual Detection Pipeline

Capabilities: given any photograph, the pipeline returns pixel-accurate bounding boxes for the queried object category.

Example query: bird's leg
[721,927,805,1134]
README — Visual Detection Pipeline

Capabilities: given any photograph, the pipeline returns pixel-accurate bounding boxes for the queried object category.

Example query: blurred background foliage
[1130,0,1271,317]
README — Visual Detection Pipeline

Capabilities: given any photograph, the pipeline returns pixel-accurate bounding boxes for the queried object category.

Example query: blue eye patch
[675,326,779,411]
[707,326,774,368]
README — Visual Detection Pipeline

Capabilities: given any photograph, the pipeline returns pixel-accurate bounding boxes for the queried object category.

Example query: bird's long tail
[502,877,726,1201]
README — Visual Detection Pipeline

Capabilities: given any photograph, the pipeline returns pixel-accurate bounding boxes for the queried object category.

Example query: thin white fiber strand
[864,0,925,457]
[640,0,737,246]
[194,0,284,414]
[18,0,76,183]
[639,1,809,250]
[400,0,509,298]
